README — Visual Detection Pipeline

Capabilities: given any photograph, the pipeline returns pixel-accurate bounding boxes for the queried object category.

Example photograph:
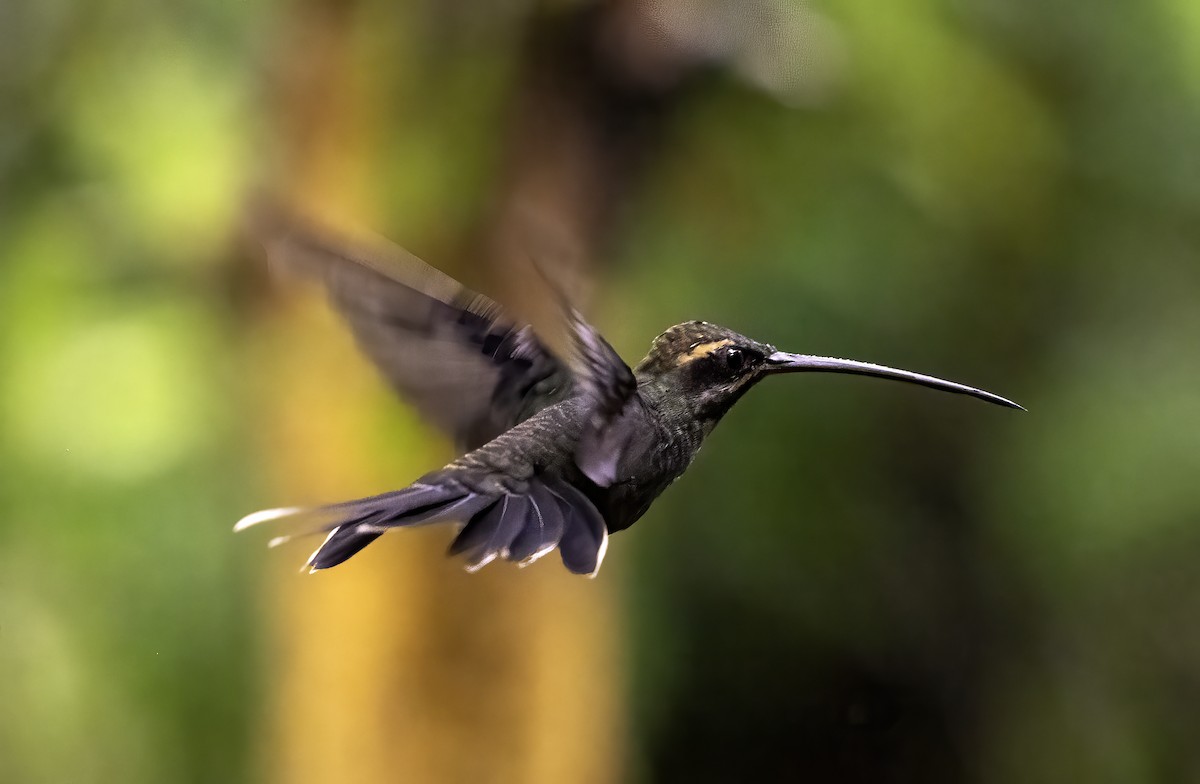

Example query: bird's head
[636,320,1022,423]
[635,321,775,421]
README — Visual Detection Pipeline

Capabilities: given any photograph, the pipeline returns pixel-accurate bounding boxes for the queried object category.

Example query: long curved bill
[765,352,1024,410]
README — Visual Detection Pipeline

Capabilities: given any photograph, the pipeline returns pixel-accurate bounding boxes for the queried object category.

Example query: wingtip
[233,506,304,532]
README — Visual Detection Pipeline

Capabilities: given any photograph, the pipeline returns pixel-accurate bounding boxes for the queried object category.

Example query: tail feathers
[306,527,382,571]
[447,495,525,571]
[506,482,566,563]
[236,473,611,576]
[306,483,496,571]
[444,478,608,576]
[550,482,608,577]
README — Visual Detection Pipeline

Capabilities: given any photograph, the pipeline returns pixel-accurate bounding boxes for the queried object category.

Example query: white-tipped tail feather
[233,506,304,532]
[518,542,559,568]
[587,527,609,579]
[463,552,498,574]
[304,527,342,571]
[234,471,611,577]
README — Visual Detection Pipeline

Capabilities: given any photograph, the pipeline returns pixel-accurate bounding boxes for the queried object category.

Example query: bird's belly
[589,473,675,533]
[587,427,702,533]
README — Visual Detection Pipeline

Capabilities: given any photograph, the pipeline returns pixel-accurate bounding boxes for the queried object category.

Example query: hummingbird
[235,215,1022,578]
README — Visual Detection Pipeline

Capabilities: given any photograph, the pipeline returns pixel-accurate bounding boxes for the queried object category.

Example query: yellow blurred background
[3,1,1200,782]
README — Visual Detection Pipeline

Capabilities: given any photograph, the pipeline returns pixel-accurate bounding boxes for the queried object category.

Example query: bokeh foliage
[2,1,1199,782]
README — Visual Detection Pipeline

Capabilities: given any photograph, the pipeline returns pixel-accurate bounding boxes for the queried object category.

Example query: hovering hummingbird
[236,216,1022,577]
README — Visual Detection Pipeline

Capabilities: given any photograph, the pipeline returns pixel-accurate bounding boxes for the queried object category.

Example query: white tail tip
[587,527,609,579]
[233,506,304,532]
[464,553,497,574]
[303,527,340,570]
[518,543,557,568]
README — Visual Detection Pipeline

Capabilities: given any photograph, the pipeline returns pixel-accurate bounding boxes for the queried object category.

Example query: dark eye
[724,347,746,372]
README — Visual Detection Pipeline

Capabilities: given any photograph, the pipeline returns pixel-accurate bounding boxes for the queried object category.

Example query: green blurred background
[3,1,1200,782]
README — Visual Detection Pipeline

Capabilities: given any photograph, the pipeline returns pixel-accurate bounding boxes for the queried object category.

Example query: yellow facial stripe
[676,339,732,366]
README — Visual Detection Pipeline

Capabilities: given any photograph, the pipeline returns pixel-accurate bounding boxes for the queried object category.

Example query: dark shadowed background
[3,1,1200,782]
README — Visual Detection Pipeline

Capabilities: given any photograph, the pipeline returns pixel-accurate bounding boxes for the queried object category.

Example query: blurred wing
[566,304,652,487]
[254,212,572,451]
[573,394,655,489]
[531,263,643,487]
[563,305,636,428]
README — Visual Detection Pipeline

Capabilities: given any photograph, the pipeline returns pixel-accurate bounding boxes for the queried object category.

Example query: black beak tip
[979,390,1025,411]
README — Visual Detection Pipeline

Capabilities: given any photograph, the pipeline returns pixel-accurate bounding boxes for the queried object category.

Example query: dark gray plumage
[236,216,1022,577]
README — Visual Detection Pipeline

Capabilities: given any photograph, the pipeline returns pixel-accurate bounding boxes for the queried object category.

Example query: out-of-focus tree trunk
[250,2,696,782]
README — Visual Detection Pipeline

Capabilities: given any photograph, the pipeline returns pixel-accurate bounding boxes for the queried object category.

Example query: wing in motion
[239,208,636,574]
[253,209,573,451]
